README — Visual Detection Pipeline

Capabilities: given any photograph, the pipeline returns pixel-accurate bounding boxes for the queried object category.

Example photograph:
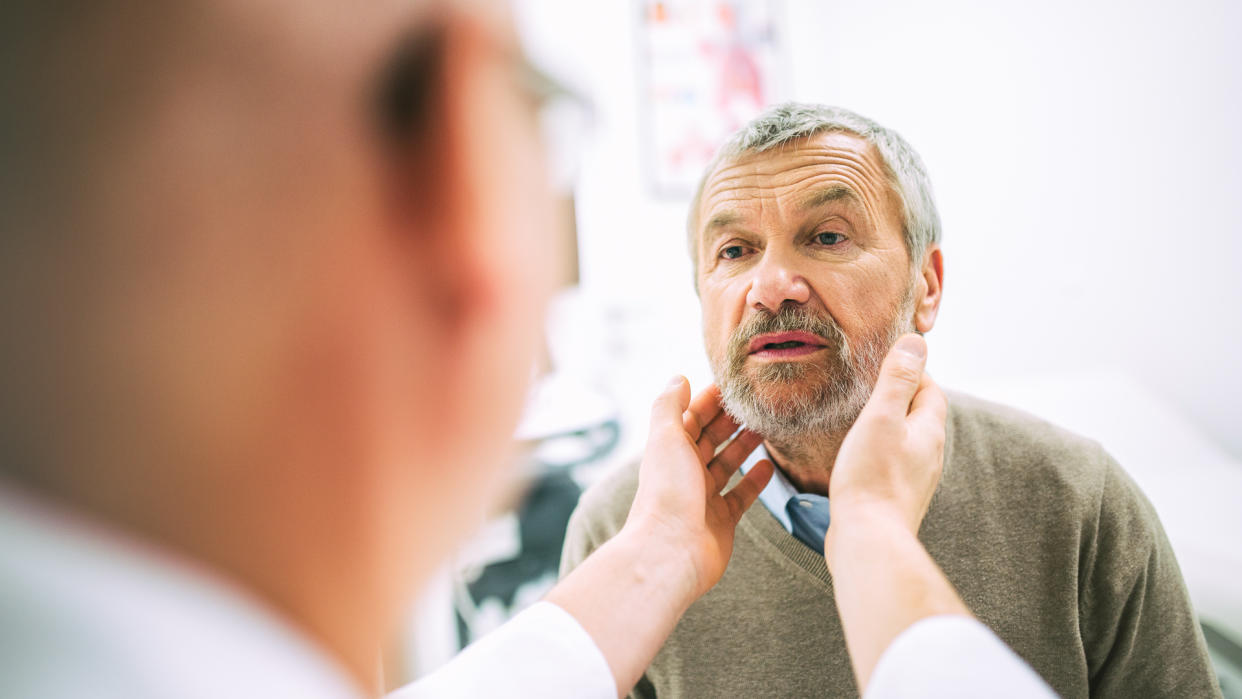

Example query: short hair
[687,103,941,279]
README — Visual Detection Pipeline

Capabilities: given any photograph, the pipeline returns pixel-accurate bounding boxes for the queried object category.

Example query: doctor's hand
[623,378,774,600]
[828,333,948,537]
[546,380,771,696]
[823,335,972,693]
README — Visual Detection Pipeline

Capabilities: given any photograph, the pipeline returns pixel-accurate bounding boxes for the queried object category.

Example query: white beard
[711,287,915,445]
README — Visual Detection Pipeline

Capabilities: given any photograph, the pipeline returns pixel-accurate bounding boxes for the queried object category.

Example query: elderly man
[562,103,1221,698]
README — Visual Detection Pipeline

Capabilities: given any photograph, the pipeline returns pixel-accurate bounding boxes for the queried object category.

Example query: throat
[762,432,845,497]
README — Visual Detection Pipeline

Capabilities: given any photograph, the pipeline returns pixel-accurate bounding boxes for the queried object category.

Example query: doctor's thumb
[866,334,928,418]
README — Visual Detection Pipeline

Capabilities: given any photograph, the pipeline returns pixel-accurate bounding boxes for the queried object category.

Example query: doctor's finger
[724,459,774,522]
[697,410,742,463]
[907,372,947,428]
[707,429,763,492]
[863,334,927,422]
[681,383,723,441]
[650,376,693,436]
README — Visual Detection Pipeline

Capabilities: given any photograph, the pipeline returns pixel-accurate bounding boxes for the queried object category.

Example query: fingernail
[667,375,684,388]
[895,334,926,359]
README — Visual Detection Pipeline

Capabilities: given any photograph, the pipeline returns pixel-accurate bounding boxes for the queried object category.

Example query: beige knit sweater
[561,392,1221,698]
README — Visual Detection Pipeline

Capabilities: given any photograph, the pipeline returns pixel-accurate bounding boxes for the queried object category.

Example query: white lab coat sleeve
[866,615,1058,699]
[389,601,615,699]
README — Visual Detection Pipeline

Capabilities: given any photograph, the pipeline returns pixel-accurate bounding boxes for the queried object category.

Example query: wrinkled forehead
[697,131,896,227]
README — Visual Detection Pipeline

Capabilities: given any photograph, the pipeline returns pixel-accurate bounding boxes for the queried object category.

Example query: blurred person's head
[0,0,557,686]
[688,104,944,458]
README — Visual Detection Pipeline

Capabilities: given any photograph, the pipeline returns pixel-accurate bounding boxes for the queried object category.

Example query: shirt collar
[739,443,802,533]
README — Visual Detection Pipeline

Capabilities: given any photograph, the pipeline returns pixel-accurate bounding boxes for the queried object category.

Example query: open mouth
[747,331,828,357]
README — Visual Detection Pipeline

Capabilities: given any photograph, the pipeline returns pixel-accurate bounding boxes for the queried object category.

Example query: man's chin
[746,371,830,400]
[753,388,817,411]
[733,381,821,421]
[722,374,870,438]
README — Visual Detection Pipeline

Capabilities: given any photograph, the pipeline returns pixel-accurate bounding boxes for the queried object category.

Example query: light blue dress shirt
[739,444,831,554]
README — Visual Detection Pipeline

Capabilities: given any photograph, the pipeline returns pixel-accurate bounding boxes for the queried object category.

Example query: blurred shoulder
[564,460,640,546]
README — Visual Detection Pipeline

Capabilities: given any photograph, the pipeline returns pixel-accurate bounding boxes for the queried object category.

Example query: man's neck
[763,431,846,497]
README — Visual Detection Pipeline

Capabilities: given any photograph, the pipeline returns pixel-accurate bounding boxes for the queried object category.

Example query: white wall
[515,0,1242,460]
[784,0,1242,459]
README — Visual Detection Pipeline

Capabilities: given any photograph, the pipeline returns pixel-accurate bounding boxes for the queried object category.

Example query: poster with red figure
[640,0,785,196]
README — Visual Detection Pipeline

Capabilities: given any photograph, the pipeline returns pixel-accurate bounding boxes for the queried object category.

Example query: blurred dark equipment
[453,418,620,647]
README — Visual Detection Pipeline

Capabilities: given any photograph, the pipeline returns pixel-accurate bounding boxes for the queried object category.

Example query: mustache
[726,306,847,364]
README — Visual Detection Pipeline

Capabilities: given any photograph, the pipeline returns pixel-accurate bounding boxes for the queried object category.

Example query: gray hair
[688,103,941,277]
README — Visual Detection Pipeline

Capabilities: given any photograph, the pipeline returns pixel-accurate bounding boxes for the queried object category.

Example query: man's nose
[745,250,812,312]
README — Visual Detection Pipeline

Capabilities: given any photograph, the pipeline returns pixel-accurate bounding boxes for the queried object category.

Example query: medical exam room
[1,0,1239,697]
[396,0,1242,695]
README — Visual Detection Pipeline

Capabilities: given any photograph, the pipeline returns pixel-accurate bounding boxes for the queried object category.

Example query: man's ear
[913,246,943,333]
[381,16,496,333]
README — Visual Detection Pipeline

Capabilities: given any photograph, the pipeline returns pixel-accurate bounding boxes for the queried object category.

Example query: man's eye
[815,232,846,246]
[720,245,746,260]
